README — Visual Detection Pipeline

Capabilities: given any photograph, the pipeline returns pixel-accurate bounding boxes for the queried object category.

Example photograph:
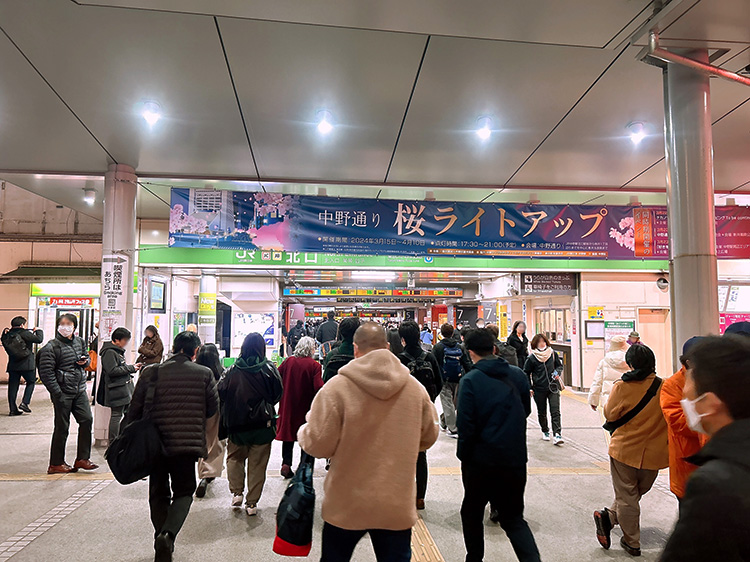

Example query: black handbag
[273,454,316,557]
[105,366,165,484]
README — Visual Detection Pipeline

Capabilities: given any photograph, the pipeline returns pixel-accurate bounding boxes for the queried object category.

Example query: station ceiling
[1,0,750,220]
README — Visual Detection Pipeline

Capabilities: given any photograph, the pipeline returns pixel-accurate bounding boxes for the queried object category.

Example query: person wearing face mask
[508,321,529,368]
[660,335,750,561]
[523,334,564,445]
[37,314,99,474]
[593,344,668,557]
[659,336,708,500]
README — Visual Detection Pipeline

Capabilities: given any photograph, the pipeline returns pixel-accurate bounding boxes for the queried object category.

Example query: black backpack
[495,341,519,367]
[323,352,354,383]
[1,329,31,361]
[402,351,438,401]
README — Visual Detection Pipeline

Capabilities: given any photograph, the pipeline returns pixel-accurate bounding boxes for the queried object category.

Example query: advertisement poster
[100,254,128,342]
[604,320,635,347]
[198,292,217,327]
[234,313,276,348]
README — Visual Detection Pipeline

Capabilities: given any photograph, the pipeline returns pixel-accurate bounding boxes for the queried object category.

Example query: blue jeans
[321,523,411,562]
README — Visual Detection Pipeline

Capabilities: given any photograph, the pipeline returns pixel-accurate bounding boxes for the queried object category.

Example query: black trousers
[149,455,197,539]
[461,462,540,562]
[417,451,428,500]
[7,370,35,413]
[50,391,93,466]
[533,389,562,435]
[321,522,411,562]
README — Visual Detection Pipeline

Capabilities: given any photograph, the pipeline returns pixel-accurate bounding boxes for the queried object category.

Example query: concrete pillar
[662,50,719,368]
[95,164,137,444]
[198,275,217,344]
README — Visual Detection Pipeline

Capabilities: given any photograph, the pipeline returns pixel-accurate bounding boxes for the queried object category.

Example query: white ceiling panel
[0,1,255,177]
[0,32,110,171]
[76,0,653,48]
[386,37,616,185]
[218,18,426,182]
[661,0,750,45]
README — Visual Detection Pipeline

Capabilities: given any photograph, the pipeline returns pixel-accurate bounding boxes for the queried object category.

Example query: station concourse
[1,1,750,561]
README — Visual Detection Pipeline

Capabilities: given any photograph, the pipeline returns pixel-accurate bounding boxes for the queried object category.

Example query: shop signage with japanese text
[100,254,128,341]
[521,273,577,295]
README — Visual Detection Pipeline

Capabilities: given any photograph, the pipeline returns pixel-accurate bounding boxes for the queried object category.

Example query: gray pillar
[95,163,137,444]
[198,275,217,344]
[663,50,719,369]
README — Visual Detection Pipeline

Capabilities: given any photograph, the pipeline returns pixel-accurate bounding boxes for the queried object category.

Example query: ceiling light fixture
[141,101,162,127]
[476,116,492,141]
[351,270,396,281]
[83,188,96,206]
[316,110,333,135]
[627,121,646,145]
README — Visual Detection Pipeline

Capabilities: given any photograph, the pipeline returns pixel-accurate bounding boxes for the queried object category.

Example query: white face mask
[57,325,74,338]
[681,394,708,434]
[537,345,547,351]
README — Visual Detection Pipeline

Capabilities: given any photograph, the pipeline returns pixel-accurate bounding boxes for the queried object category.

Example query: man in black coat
[125,330,219,562]
[315,311,339,346]
[98,327,140,439]
[38,313,97,475]
[457,328,541,562]
[661,335,750,562]
[287,320,306,353]
[2,316,43,415]
[433,323,472,436]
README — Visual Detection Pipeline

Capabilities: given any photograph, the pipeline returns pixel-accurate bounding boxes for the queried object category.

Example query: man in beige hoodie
[298,322,439,561]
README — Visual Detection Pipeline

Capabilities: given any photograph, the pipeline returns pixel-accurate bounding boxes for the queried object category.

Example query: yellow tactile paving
[412,515,445,562]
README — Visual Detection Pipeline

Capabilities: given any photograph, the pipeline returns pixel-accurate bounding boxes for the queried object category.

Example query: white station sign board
[100,253,129,342]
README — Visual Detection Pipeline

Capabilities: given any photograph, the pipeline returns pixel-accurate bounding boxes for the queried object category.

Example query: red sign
[49,297,94,307]
[719,313,750,334]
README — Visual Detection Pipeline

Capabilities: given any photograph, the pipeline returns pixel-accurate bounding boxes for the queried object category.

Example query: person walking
[523,334,565,445]
[433,323,472,437]
[507,321,529,369]
[195,343,226,499]
[661,335,750,561]
[97,327,140,439]
[420,324,434,351]
[659,336,707,500]
[593,344,668,557]
[276,336,323,479]
[588,336,629,410]
[38,313,98,475]
[2,316,43,415]
[398,320,442,510]
[137,325,164,366]
[298,322,438,561]
[218,333,283,516]
[322,316,360,382]
[287,320,306,353]
[627,331,643,346]
[386,328,404,356]
[315,311,339,347]
[457,328,541,562]
[125,330,219,562]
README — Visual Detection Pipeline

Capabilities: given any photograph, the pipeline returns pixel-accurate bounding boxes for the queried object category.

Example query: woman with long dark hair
[387,328,404,356]
[195,343,226,498]
[275,336,323,478]
[218,333,283,516]
[523,333,564,445]
[507,321,529,368]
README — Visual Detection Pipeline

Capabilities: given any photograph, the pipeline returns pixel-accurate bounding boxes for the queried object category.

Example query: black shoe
[594,508,613,549]
[9,410,23,416]
[19,403,31,413]
[489,509,500,524]
[195,478,209,498]
[620,537,641,557]
[154,532,174,562]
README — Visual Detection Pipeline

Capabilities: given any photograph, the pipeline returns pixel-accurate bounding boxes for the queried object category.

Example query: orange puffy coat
[660,367,708,498]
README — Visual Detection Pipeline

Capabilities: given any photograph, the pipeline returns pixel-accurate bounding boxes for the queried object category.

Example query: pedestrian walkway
[0,384,677,561]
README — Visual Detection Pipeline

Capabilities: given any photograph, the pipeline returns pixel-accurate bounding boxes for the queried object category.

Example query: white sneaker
[554,434,565,446]
[231,494,243,507]
[246,503,258,516]
[542,432,551,441]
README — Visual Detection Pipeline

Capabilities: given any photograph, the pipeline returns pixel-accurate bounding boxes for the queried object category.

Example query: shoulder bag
[602,376,662,435]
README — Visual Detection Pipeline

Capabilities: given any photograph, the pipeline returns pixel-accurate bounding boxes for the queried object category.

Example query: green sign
[139,246,668,272]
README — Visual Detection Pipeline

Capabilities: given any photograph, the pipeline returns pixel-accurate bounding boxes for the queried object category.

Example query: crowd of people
[3,309,750,562]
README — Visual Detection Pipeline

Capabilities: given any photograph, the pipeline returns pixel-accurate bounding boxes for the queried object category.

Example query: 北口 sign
[168,189,750,260]
[521,273,577,295]
[100,254,128,341]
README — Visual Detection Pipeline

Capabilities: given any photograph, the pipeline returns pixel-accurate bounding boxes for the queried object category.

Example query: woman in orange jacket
[660,337,708,499]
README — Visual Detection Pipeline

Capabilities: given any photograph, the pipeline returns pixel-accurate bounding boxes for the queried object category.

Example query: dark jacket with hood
[456,357,532,467]
[218,356,283,445]
[433,337,473,380]
[38,333,90,399]
[125,353,219,458]
[523,349,563,391]
[315,319,339,344]
[661,418,750,562]
[4,327,43,372]
[97,341,136,408]
[323,339,355,383]
[507,332,529,367]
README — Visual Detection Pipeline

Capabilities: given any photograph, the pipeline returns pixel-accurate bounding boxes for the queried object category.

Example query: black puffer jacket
[4,327,44,372]
[97,342,136,408]
[38,333,89,399]
[125,353,219,458]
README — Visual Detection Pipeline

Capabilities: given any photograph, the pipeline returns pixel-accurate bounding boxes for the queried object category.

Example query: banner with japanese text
[168,188,750,260]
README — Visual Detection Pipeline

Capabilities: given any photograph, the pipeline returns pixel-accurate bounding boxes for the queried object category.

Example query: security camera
[656,277,669,291]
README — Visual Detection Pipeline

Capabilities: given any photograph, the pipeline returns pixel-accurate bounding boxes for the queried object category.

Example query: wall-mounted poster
[150,280,166,312]
[604,320,635,347]
[234,313,277,349]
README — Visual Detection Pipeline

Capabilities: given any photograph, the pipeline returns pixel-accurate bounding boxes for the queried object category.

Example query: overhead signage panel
[283,288,463,297]
[521,273,577,295]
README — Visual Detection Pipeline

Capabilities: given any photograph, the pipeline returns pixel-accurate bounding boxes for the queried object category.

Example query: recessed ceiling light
[83,188,96,206]
[316,110,333,135]
[476,116,492,141]
[627,121,646,145]
[141,101,162,127]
